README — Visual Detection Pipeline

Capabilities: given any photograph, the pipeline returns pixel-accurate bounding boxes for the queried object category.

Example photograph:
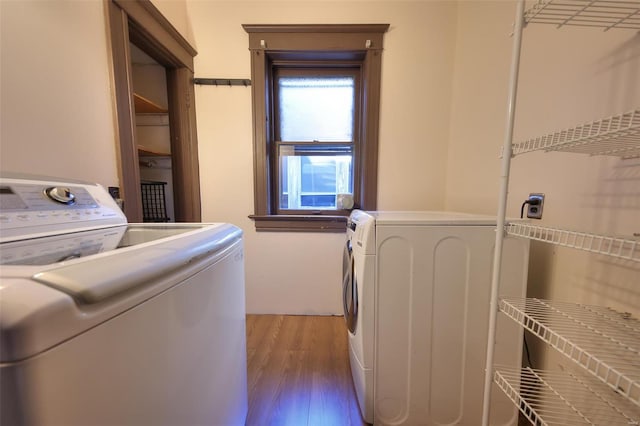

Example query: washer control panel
[0,175,127,242]
[2,184,96,211]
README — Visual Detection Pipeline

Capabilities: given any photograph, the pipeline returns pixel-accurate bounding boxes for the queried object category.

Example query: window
[276,70,357,212]
[243,24,389,232]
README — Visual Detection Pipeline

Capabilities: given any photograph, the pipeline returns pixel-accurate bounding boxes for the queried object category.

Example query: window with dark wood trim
[243,24,389,232]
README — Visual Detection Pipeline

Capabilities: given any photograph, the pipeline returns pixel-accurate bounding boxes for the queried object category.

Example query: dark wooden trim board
[108,1,143,221]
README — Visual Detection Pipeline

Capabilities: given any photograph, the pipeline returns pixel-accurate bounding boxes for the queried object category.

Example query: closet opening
[107,0,201,222]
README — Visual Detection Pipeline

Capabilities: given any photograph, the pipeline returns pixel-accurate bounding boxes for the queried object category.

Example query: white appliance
[0,174,247,426]
[342,210,529,425]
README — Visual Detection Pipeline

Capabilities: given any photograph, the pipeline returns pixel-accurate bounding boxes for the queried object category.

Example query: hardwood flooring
[245,315,367,426]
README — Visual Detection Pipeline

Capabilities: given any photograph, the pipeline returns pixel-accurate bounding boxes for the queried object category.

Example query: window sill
[249,214,348,232]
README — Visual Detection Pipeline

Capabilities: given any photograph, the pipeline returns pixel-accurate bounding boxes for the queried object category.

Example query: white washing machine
[343,210,529,425]
[0,174,247,425]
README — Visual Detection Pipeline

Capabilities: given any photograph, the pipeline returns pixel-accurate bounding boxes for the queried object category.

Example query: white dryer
[343,210,529,425]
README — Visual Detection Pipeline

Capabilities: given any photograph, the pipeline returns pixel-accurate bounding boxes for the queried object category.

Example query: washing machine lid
[1,223,239,302]
[368,210,499,226]
[0,223,243,362]
[0,224,207,267]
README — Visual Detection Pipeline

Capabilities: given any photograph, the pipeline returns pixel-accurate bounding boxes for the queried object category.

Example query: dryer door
[342,239,358,334]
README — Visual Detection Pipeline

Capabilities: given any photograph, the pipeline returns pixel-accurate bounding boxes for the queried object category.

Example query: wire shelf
[500,298,640,406]
[506,223,640,262]
[524,0,640,31]
[495,366,640,425]
[511,109,640,158]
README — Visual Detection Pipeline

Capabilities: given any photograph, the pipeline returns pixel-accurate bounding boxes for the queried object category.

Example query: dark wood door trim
[108,1,143,222]
[168,68,201,223]
[107,0,201,222]
[113,0,195,71]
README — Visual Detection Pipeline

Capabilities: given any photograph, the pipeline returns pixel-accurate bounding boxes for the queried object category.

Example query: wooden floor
[245,315,367,426]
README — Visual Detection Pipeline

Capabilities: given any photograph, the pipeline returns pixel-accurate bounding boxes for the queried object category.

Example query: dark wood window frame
[107,0,201,222]
[243,24,389,232]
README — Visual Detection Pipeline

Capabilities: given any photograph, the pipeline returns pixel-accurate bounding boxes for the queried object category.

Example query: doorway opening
[130,44,174,222]
[107,0,201,223]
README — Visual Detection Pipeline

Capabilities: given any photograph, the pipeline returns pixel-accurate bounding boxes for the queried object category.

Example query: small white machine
[0,174,247,425]
[343,210,529,425]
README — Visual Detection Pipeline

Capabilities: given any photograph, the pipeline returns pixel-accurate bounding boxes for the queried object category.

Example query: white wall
[447,0,640,370]
[185,0,458,314]
[151,0,196,49]
[3,0,635,322]
[0,0,118,189]
[446,1,514,213]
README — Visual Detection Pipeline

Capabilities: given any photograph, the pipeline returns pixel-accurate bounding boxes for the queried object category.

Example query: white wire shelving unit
[481,1,640,426]
[495,367,640,425]
[506,223,640,262]
[511,109,640,159]
[499,298,640,405]
[524,0,640,31]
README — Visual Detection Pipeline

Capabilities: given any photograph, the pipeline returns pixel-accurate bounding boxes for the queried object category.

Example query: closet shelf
[134,93,168,114]
[511,109,640,158]
[524,0,640,31]
[500,297,640,405]
[506,223,640,262]
[138,145,170,157]
[494,366,640,425]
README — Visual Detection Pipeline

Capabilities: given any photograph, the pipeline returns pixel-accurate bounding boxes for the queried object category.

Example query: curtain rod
[193,78,251,86]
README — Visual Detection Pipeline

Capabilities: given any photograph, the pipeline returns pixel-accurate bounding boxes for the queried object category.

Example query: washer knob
[45,187,76,205]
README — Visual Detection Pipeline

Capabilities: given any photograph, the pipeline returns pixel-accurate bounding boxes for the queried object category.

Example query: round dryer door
[342,239,358,334]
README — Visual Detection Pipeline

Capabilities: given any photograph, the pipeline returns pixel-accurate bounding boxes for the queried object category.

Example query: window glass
[279,145,353,210]
[278,76,355,142]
